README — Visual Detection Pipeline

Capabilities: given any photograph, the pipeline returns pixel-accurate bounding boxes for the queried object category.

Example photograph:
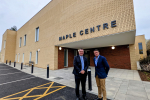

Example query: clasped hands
[80,70,85,74]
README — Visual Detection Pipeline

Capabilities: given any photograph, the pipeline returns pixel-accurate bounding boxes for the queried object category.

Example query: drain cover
[64,68,68,70]
[54,77,63,80]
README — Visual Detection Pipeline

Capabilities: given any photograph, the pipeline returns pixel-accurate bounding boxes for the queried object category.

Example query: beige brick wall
[1,30,17,63]
[129,35,147,70]
[0,52,1,62]
[135,35,147,59]
[1,30,7,63]
[2,0,136,70]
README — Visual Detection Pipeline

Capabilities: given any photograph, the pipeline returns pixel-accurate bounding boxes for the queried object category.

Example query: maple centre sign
[59,20,117,41]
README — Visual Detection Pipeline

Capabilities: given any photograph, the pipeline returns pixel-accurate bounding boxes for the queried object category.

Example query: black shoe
[94,97,102,100]
[76,97,80,100]
[83,96,88,100]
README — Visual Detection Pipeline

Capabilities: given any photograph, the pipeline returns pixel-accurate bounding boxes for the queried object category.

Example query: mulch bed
[138,70,150,82]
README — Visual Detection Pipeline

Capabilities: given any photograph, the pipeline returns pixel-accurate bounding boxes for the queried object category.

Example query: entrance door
[84,50,90,66]
[64,49,68,67]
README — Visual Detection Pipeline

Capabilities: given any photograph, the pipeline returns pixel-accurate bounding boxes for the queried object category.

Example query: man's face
[78,49,84,56]
[94,51,99,57]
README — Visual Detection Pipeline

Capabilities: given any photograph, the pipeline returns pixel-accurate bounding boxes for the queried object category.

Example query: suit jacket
[72,55,88,76]
[93,55,110,79]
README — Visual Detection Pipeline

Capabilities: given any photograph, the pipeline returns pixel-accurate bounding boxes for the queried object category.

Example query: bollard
[9,60,11,65]
[21,62,23,70]
[14,61,16,67]
[47,64,49,78]
[6,60,7,64]
[88,68,92,91]
[31,64,34,73]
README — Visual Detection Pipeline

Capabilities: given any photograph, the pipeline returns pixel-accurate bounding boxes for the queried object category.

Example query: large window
[15,54,17,61]
[138,43,143,54]
[29,52,32,61]
[4,40,6,49]
[36,51,38,64]
[19,37,22,47]
[24,35,26,46]
[18,54,20,62]
[22,53,24,63]
[35,27,39,42]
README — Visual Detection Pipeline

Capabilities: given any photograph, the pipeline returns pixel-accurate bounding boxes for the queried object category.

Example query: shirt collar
[79,55,83,57]
[95,55,100,59]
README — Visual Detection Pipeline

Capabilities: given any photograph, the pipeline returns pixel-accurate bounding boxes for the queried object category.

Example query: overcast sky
[0,0,150,51]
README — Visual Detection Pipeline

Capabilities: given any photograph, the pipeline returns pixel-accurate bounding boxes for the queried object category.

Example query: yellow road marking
[0,82,66,100]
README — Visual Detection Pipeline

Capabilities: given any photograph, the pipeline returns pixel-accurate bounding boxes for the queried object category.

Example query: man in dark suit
[73,48,88,100]
[93,49,110,100]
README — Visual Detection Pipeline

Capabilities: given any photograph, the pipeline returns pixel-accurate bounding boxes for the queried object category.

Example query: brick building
[0,0,147,70]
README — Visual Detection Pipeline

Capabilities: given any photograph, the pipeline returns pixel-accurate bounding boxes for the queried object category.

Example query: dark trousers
[75,74,87,98]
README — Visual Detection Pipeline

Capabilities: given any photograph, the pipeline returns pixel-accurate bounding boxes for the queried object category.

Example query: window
[24,35,26,46]
[2,55,4,62]
[18,54,20,62]
[35,27,39,42]
[4,40,6,49]
[22,53,24,63]
[138,43,143,54]
[15,54,17,61]
[36,51,38,64]
[29,52,32,61]
[19,37,22,47]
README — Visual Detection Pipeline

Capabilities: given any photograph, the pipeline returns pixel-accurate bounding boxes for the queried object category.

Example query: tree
[10,26,17,31]
[147,49,150,56]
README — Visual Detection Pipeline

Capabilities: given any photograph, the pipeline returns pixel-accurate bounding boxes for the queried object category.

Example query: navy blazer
[72,55,88,76]
[93,55,110,79]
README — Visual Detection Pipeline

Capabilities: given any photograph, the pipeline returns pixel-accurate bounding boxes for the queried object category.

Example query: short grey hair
[78,48,84,52]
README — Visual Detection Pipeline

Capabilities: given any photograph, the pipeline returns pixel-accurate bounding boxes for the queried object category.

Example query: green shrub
[139,56,150,65]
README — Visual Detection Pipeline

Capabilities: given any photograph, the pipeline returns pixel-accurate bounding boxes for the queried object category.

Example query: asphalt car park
[0,63,97,100]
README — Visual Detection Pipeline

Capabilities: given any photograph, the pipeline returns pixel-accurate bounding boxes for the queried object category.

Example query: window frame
[4,40,6,49]
[22,53,24,63]
[35,51,38,64]
[35,27,39,42]
[18,54,20,62]
[138,42,143,54]
[24,35,26,46]
[29,52,32,61]
[19,37,22,47]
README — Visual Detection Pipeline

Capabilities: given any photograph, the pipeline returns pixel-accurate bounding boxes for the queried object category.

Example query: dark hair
[94,49,99,52]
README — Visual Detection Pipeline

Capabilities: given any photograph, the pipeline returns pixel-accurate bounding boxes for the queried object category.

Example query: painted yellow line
[0,82,52,99]
[34,86,66,100]
[0,82,66,100]
[43,82,54,95]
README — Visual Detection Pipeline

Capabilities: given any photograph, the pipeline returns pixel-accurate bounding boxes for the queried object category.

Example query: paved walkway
[2,62,150,100]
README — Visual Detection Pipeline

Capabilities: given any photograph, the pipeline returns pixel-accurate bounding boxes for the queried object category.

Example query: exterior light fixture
[112,46,115,49]
[59,47,62,50]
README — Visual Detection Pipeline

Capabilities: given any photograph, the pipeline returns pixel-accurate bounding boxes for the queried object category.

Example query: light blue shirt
[80,56,84,70]
[95,55,100,66]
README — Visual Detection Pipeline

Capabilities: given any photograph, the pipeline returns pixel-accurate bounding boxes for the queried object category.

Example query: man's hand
[80,70,85,74]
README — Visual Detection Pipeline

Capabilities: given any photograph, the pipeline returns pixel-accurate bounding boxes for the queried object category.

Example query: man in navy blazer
[73,48,88,100]
[93,49,110,100]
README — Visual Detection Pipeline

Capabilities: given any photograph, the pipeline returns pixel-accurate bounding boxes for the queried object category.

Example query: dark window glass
[138,43,143,54]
